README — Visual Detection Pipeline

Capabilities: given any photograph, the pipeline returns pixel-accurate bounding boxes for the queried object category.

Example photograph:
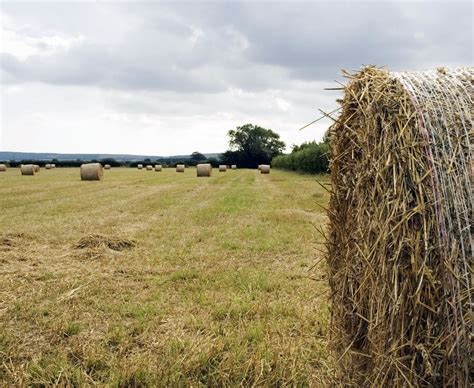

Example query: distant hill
[0,151,221,162]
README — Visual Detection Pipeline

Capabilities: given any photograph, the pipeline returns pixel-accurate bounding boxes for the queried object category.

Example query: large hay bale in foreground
[327,67,472,386]
[176,164,185,172]
[155,165,162,172]
[218,165,227,172]
[146,165,153,171]
[260,165,270,174]
[0,164,7,172]
[104,164,111,170]
[21,164,35,175]
[80,163,103,181]
[197,163,212,177]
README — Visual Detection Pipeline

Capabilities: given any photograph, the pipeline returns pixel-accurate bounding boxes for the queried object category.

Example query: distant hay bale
[257,165,262,170]
[146,165,153,171]
[218,165,227,172]
[33,165,40,172]
[137,164,143,170]
[155,164,162,172]
[327,67,473,386]
[0,164,6,172]
[20,164,35,176]
[231,165,237,170]
[104,164,111,170]
[176,164,185,172]
[45,164,52,169]
[51,164,56,168]
[260,165,270,174]
[197,163,212,177]
[80,163,103,181]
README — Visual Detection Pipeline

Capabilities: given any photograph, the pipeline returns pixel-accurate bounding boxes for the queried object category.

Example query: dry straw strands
[176,164,185,172]
[104,164,111,170]
[197,163,212,177]
[0,164,6,172]
[137,164,143,170]
[155,165,162,172]
[146,165,153,171]
[260,165,270,174]
[326,66,473,387]
[231,165,237,169]
[80,163,103,181]
[219,165,227,172]
[20,164,35,175]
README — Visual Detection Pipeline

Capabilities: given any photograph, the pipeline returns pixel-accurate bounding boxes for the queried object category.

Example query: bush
[272,141,329,174]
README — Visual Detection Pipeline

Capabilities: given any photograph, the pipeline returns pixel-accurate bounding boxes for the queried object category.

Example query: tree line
[2,124,330,173]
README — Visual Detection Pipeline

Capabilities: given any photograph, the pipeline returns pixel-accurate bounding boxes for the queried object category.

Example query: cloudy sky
[1,1,472,155]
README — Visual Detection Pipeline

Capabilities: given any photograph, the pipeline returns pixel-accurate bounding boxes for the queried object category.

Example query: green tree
[223,124,285,168]
[191,152,206,162]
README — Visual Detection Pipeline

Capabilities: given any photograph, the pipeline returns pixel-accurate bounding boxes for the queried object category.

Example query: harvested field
[0,167,331,386]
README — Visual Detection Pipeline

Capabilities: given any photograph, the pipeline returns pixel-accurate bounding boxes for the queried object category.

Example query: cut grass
[0,167,331,385]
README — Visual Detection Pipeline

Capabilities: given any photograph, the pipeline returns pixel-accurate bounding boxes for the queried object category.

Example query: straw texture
[327,66,473,387]
[146,165,153,171]
[21,165,35,176]
[155,165,162,172]
[219,165,227,172]
[45,164,52,169]
[197,163,212,177]
[176,164,185,172]
[260,165,270,174]
[231,165,237,170]
[0,164,6,172]
[137,164,143,170]
[34,165,40,172]
[80,163,103,181]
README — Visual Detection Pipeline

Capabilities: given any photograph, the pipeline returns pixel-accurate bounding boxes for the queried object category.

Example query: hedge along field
[272,141,329,174]
[0,167,331,386]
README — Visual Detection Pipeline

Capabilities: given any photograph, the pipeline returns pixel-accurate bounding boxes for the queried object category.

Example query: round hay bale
[137,164,143,170]
[146,165,153,171]
[104,164,111,170]
[80,163,103,181]
[326,66,473,386]
[260,165,270,174]
[21,164,35,176]
[176,164,185,172]
[197,163,212,177]
[33,165,40,172]
[0,164,7,172]
[231,165,237,170]
[155,164,162,172]
[51,164,56,168]
[45,164,52,169]
[257,165,262,170]
[218,165,227,172]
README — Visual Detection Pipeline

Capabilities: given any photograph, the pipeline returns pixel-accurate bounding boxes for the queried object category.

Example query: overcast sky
[1,1,472,155]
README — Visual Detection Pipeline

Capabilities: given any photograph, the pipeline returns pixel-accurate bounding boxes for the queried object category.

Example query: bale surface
[51,164,56,168]
[155,165,162,172]
[0,164,7,172]
[219,165,227,172]
[231,165,237,170]
[197,163,212,177]
[176,164,185,172]
[104,165,111,170]
[45,164,52,169]
[80,163,103,181]
[327,67,472,386]
[20,165,35,176]
[146,165,153,171]
[260,165,270,174]
[137,164,143,170]
[33,165,40,172]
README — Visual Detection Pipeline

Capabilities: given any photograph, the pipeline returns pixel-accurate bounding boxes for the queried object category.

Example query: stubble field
[0,167,331,386]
